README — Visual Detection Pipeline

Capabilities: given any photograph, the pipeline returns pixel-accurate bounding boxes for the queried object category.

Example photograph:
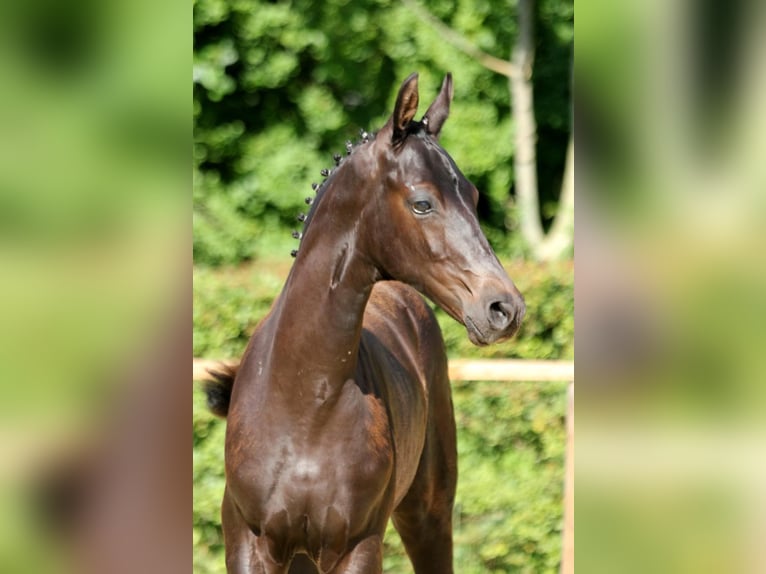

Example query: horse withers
[205,72,525,573]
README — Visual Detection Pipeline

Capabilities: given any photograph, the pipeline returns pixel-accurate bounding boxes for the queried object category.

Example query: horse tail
[203,363,238,418]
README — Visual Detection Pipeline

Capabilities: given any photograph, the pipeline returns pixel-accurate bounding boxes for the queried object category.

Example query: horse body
[226,284,448,573]
[211,73,525,573]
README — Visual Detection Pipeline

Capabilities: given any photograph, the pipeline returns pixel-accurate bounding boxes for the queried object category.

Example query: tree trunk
[510,0,544,254]
[509,0,573,261]
[538,135,574,260]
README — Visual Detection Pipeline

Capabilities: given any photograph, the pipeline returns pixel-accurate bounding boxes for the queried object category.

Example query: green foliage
[451,380,566,573]
[193,0,573,266]
[193,265,284,358]
[193,260,572,572]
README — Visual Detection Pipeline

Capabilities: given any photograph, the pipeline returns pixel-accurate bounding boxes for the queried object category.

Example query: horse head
[359,72,525,345]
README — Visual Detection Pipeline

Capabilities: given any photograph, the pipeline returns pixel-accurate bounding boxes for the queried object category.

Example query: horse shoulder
[361,282,448,503]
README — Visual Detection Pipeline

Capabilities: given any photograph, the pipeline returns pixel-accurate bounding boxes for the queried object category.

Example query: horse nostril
[488,300,514,330]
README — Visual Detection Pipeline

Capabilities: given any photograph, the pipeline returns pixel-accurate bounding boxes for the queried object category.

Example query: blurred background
[0,0,189,572]
[578,0,766,572]
[8,0,764,572]
[6,0,766,574]
[0,0,574,569]
[193,0,573,572]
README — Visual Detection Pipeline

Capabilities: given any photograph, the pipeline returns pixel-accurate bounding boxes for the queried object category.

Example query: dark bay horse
[205,73,525,573]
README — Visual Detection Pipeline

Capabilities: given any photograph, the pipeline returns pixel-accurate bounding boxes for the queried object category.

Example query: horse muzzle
[463,291,526,346]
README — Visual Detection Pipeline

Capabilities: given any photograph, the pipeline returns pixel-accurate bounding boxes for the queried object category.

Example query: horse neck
[263,164,379,391]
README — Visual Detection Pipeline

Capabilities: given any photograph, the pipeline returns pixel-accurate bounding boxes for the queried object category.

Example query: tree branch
[401,0,517,78]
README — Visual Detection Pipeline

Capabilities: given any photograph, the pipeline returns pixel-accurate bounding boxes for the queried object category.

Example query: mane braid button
[320,168,330,177]
[333,153,341,165]
[311,182,319,191]
[291,230,302,239]
[305,196,313,205]
[297,213,307,222]
[290,249,298,258]
[345,140,353,154]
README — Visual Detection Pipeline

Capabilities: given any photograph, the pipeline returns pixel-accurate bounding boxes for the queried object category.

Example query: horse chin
[463,316,490,347]
[464,315,522,346]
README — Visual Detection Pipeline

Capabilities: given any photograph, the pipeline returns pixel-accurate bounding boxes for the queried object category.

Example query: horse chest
[226,385,395,550]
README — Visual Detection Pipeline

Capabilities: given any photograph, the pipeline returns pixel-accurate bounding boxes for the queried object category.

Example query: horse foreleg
[392,499,454,574]
[392,378,457,574]
[329,535,383,574]
[222,489,289,574]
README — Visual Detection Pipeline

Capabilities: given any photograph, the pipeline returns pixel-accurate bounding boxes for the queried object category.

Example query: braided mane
[290,129,375,258]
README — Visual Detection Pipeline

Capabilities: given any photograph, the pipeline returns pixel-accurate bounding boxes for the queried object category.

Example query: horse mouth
[464,316,490,346]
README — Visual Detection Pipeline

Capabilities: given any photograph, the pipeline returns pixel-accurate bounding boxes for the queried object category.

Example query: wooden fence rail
[193,357,573,382]
[193,357,573,573]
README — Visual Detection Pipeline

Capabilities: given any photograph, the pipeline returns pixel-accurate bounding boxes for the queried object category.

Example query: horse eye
[411,200,432,214]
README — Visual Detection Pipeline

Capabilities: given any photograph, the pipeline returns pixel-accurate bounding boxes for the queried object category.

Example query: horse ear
[422,73,453,138]
[392,72,420,142]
